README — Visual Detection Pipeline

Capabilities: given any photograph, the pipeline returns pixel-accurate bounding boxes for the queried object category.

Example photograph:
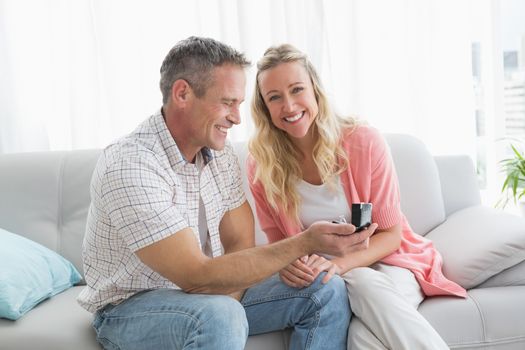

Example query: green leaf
[511,144,524,161]
[497,143,525,208]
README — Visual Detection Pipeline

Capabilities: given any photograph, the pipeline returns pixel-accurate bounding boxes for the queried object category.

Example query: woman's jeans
[92,273,350,350]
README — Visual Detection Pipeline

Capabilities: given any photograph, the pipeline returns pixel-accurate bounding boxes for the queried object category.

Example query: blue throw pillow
[0,227,82,320]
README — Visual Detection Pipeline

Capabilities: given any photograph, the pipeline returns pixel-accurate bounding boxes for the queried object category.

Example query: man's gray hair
[160,36,251,104]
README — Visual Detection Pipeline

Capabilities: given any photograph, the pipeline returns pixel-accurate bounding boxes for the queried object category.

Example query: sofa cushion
[0,287,100,350]
[434,155,481,216]
[58,150,100,276]
[419,286,525,349]
[0,285,289,350]
[383,134,446,236]
[0,152,64,253]
[0,228,81,320]
[425,206,525,289]
[478,259,525,288]
[0,150,100,278]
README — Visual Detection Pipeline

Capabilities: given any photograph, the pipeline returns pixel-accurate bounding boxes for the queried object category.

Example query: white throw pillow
[425,205,525,289]
[478,259,525,288]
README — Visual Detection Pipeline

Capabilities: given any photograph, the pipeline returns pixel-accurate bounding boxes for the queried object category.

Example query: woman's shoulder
[341,124,383,148]
[245,153,258,180]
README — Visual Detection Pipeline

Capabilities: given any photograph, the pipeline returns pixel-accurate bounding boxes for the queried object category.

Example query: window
[472,0,525,214]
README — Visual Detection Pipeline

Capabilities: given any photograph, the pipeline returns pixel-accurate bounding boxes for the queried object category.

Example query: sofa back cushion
[0,152,64,251]
[0,150,100,277]
[384,134,446,235]
[434,155,481,216]
[60,150,101,275]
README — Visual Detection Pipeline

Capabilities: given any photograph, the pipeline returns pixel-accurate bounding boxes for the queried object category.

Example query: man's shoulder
[97,115,167,175]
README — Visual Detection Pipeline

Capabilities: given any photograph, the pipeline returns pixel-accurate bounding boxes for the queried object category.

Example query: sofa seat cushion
[0,287,100,350]
[425,206,525,289]
[246,330,289,350]
[419,286,525,349]
[0,285,288,350]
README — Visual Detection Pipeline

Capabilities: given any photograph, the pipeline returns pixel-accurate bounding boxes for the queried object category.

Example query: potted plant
[498,143,525,216]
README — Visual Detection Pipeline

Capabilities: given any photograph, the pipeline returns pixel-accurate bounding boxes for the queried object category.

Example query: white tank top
[297,177,351,229]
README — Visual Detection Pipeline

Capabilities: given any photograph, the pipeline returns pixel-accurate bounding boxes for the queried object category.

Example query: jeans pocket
[94,310,121,350]
[92,312,104,333]
[97,337,121,350]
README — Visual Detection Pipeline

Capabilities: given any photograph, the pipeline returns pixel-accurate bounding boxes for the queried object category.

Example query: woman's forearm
[333,227,401,274]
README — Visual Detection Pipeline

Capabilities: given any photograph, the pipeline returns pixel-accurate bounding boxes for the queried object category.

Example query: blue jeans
[92,273,350,350]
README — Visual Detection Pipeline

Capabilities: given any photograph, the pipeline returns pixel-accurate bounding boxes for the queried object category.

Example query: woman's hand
[305,254,342,284]
[279,256,315,288]
[279,254,343,287]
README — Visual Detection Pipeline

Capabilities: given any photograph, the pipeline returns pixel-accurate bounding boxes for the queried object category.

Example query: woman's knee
[343,267,393,294]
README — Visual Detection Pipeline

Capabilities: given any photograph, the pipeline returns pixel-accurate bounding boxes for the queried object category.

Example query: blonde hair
[249,44,357,224]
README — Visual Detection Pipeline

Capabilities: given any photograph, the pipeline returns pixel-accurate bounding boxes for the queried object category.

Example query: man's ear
[171,79,192,106]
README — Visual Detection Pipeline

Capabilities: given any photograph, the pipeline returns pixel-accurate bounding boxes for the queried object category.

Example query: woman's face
[258,61,319,140]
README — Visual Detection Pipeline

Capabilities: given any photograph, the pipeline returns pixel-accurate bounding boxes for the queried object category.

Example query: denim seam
[305,295,321,350]
[242,291,323,349]
[241,291,317,307]
[102,310,202,348]
[103,310,200,325]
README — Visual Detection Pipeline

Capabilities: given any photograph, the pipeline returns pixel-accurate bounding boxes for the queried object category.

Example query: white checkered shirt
[77,111,246,313]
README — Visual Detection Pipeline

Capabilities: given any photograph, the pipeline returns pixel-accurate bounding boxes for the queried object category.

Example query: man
[78,36,372,350]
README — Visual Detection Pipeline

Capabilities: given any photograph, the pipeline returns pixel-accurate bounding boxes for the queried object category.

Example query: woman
[247,44,467,349]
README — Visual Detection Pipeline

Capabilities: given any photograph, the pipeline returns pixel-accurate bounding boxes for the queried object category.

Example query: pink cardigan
[247,126,467,298]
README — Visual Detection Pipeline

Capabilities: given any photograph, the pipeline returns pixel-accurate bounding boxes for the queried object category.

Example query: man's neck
[162,106,200,163]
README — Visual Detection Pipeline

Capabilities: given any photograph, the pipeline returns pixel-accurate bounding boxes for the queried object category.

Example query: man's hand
[303,221,376,257]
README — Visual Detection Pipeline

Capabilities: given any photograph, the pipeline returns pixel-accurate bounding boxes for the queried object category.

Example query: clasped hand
[279,254,340,288]
[280,221,376,288]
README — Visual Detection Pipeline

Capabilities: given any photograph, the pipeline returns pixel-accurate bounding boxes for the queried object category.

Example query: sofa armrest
[434,155,481,217]
[425,205,525,289]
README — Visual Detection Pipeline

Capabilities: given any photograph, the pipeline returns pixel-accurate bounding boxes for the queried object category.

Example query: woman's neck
[291,127,317,159]
[291,129,322,185]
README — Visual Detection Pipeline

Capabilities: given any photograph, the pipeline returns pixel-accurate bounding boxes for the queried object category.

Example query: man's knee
[316,273,347,298]
[197,295,249,341]
[311,273,349,311]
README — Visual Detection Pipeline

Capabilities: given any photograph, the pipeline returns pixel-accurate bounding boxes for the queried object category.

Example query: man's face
[186,64,246,154]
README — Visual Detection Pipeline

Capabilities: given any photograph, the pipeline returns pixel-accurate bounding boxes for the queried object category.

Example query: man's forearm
[142,220,369,295]
[222,224,256,299]
[184,234,310,295]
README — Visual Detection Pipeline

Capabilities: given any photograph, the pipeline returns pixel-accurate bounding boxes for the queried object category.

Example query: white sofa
[1,134,524,350]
